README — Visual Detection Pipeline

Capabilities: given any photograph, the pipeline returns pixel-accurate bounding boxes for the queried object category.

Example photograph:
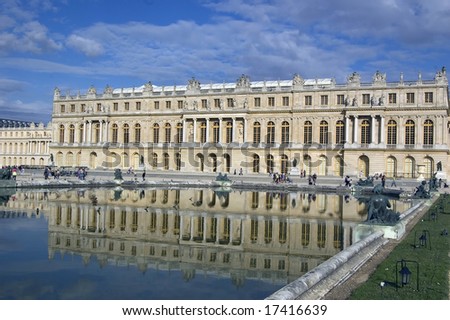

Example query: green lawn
[349,194,450,300]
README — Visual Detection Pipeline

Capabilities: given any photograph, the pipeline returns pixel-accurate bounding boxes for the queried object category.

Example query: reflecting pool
[0,187,413,300]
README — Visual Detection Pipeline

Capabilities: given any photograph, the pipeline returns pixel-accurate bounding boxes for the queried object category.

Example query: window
[305,95,312,106]
[268,97,275,107]
[336,120,344,144]
[304,121,312,144]
[153,124,160,143]
[337,95,345,105]
[134,124,141,143]
[254,97,261,107]
[406,93,415,104]
[94,123,100,143]
[113,103,118,111]
[227,98,234,108]
[361,120,370,144]
[176,123,183,143]
[124,102,129,111]
[78,124,84,143]
[136,101,141,110]
[112,124,118,143]
[178,100,184,109]
[266,121,275,144]
[123,124,129,144]
[81,104,86,112]
[253,154,260,173]
[166,101,171,109]
[253,122,261,144]
[425,92,433,103]
[154,101,159,109]
[59,125,65,143]
[319,120,329,144]
[201,99,208,109]
[225,121,232,143]
[362,94,370,105]
[423,119,433,145]
[387,120,397,145]
[60,105,65,113]
[97,103,102,112]
[164,123,171,143]
[69,125,75,143]
[199,121,207,143]
[405,120,415,145]
[388,93,397,104]
[212,121,220,143]
[214,99,220,108]
[320,95,328,106]
[282,96,289,106]
[266,154,274,173]
[70,104,75,112]
[281,121,290,144]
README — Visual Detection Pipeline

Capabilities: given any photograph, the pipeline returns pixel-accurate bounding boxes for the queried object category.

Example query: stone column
[380,116,385,145]
[193,119,197,143]
[345,116,350,144]
[206,118,210,143]
[371,115,376,144]
[353,116,359,144]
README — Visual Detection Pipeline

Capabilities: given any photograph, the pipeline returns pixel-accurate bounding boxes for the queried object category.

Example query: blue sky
[1,0,449,124]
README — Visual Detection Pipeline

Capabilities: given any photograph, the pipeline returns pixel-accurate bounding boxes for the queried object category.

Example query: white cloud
[66,34,104,57]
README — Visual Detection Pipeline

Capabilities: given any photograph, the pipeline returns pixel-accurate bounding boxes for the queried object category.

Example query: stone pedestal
[416,164,425,181]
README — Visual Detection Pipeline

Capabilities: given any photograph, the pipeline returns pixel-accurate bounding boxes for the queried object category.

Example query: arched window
[405,120,415,146]
[69,124,75,143]
[176,122,183,143]
[134,123,141,143]
[266,154,274,173]
[386,156,397,177]
[253,154,260,173]
[200,121,207,143]
[153,124,160,143]
[164,123,171,143]
[423,119,433,146]
[335,120,344,144]
[175,153,182,171]
[304,121,312,144]
[78,124,84,143]
[361,119,370,144]
[94,122,100,143]
[163,153,169,170]
[281,121,290,144]
[123,123,129,144]
[111,124,118,143]
[253,122,261,144]
[212,121,220,143]
[225,121,232,143]
[266,121,275,144]
[59,124,65,143]
[152,153,158,169]
[280,154,288,174]
[387,120,397,146]
[404,156,415,178]
[319,120,328,145]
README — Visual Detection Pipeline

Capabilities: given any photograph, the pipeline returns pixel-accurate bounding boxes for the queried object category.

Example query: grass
[349,194,450,300]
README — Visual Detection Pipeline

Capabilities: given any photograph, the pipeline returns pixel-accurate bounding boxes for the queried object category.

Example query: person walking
[142,169,146,181]
[391,176,397,187]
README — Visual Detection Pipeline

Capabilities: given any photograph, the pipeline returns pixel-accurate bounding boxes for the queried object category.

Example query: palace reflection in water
[1,188,412,299]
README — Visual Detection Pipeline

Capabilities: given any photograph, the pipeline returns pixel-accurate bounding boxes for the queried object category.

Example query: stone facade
[47,68,449,178]
[0,119,52,167]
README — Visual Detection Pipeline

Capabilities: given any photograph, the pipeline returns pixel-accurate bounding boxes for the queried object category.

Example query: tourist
[142,169,146,181]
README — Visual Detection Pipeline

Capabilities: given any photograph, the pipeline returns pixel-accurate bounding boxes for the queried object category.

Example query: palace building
[0,119,52,167]
[50,68,449,179]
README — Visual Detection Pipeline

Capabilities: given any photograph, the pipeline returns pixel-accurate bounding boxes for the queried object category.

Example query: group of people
[43,167,87,180]
[270,172,292,183]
